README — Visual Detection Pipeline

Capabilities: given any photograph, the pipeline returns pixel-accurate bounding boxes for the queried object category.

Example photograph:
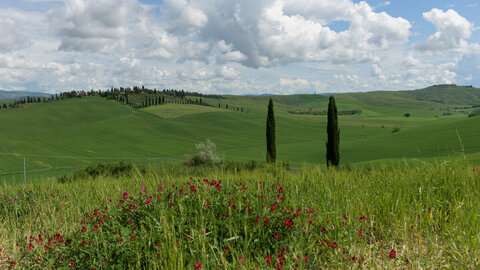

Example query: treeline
[0,91,94,110]
[99,86,247,113]
[469,109,480,118]
[99,86,224,109]
[288,109,362,116]
[0,86,250,113]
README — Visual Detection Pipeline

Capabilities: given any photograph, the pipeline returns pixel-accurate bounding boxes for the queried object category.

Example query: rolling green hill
[1,85,480,184]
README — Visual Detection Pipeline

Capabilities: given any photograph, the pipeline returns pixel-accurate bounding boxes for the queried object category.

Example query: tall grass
[0,162,478,268]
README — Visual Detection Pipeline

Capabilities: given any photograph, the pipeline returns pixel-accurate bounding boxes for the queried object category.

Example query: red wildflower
[194,262,202,269]
[358,229,363,238]
[264,218,270,226]
[10,261,16,267]
[205,201,210,208]
[130,236,136,241]
[304,256,308,262]
[69,262,75,268]
[81,226,87,232]
[331,242,338,250]
[343,213,348,220]
[274,233,280,239]
[389,249,396,259]
[284,219,293,228]
[224,246,230,253]
[264,255,273,265]
[270,204,277,211]
[404,259,410,265]
[255,216,261,223]
[81,240,88,247]
[358,216,366,222]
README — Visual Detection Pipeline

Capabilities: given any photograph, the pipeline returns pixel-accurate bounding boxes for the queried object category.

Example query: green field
[1,86,480,184]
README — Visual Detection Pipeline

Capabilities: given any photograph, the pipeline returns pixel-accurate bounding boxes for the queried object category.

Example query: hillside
[1,86,480,184]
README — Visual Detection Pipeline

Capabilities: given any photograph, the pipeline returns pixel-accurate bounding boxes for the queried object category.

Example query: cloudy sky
[1,0,480,95]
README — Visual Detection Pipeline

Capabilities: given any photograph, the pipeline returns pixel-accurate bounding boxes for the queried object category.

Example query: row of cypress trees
[265,96,340,167]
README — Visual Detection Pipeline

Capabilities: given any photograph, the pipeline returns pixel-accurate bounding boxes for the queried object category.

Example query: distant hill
[0,90,51,100]
[407,85,480,105]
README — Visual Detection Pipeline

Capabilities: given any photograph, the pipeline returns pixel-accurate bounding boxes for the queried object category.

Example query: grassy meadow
[0,162,479,268]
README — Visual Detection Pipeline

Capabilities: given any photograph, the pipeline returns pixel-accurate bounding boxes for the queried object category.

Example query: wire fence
[0,152,183,177]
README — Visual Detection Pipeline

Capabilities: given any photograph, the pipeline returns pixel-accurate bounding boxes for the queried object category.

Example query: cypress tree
[266,97,276,163]
[326,96,340,167]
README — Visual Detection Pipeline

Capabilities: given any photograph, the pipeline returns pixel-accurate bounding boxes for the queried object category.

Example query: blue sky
[1,0,480,94]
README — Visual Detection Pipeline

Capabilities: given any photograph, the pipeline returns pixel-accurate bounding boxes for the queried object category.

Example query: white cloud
[414,8,479,54]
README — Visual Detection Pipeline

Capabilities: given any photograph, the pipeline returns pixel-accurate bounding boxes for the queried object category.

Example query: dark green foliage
[326,96,340,167]
[58,162,147,183]
[469,109,480,118]
[266,97,276,163]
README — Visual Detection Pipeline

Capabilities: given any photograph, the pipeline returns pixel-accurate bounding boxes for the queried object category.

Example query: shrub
[185,139,220,166]
[469,109,480,118]
[404,113,410,117]
[58,161,145,183]
[391,127,400,133]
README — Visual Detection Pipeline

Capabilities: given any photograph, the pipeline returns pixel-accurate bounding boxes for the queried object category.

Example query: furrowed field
[0,163,479,269]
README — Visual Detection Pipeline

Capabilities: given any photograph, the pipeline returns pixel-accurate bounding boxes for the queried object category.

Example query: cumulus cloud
[0,19,30,52]
[2,0,480,94]
[414,8,479,54]
[49,0,145,53]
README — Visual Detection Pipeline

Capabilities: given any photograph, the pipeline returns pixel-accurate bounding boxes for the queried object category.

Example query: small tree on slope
[326,96,340,167]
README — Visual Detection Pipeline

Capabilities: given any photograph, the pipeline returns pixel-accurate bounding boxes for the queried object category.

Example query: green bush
[58,161,145,183]
[468,109,480,118]
[185,139,220,166]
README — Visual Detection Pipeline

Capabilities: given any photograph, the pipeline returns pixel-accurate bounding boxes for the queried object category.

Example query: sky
[1,0,480,95]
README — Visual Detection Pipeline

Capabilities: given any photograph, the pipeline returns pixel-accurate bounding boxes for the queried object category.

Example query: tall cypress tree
[266,97,276,163]
[326,96,340,167]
